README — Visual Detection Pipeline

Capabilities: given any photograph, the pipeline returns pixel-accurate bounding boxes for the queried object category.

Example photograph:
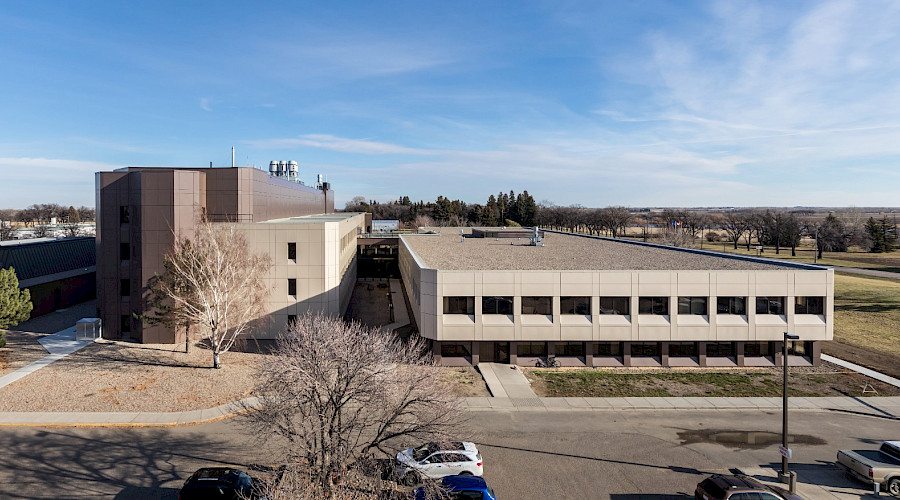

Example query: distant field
[832,274,900,358]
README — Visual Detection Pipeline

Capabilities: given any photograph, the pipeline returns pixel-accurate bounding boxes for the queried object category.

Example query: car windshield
[699,478,726,499]
[880,443,900,463]
[413,443,437,461]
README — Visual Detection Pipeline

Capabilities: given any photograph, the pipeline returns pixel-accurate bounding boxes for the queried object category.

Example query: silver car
[396,441,483,482]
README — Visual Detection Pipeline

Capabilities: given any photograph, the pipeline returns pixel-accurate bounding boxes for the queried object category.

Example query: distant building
[0,237,96,317]
[95,166,364,343]
[399,228,833,367]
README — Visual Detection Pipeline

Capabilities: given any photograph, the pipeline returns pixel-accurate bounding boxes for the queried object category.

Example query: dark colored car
[695,474,802,500]
[415,474,497,500]
[178,467,262,500]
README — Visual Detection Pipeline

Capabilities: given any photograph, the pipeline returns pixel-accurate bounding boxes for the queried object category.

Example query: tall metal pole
[814,226,818,264]
[782,335,789,477]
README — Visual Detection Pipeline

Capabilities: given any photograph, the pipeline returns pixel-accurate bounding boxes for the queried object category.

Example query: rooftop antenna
[231,147,235,168]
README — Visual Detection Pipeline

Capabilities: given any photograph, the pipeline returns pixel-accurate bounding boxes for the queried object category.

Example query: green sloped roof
[0,237,96,280]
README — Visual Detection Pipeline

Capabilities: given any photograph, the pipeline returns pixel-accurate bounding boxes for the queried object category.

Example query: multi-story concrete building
[399,228,833,367]
[95,166,365,343]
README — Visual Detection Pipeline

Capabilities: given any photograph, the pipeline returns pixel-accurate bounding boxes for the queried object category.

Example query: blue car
[415,474,497,500]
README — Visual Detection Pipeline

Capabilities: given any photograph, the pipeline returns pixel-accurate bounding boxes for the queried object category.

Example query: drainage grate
[511,398,544,407]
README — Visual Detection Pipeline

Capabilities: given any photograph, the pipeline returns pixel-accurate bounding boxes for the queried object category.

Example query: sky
[1,0,899,209]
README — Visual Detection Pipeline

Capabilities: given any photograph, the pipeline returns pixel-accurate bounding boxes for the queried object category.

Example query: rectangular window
[631,342,660,357]
[756,296,785,315]
[669,342,697,357]
[120,279,130,298]
[440,343,470,357]
[795,296,824,315]
[638,297,669,315]
[120,314,131,333]
[521,296,552,315]
[443,296,475,315]
[561,296,591,315]
[592,342,621,356]
[678,297,708,315]
[717,297,746,315]
[517,342,547,357]
[555,342,584,357]
[287,242,297,260]
[482,296,513,315]
[287,314,296,326]
[119,206,130,224]
[744,342,771,357]
[120,242,130,261]
[288,278,297,296]
[707,342,734,357]
[787,341,808,356]
[599,297,629,315]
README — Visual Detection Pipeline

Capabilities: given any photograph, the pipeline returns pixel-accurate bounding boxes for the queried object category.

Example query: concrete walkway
[382,278,410,331]
[822,354,900,389]
[477,363,538,398]
[0,326,93,390]
[739,465,882,500]
[833,265,900,281]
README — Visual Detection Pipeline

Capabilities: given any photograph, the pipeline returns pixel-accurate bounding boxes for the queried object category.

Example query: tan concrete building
[95,166,364,343]
[399,228,833,367]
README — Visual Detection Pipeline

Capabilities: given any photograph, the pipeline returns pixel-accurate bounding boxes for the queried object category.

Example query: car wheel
[887,477,900,498]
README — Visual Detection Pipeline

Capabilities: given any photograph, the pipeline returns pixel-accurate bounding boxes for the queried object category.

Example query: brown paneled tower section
[96,167,334,343]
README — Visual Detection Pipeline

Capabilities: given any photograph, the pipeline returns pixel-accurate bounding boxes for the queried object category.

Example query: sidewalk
[477,363,538,398]
[739,465,883,500]
[0,326,93,390]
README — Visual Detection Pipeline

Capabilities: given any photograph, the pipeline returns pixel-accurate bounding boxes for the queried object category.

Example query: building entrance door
[494,342,510,364]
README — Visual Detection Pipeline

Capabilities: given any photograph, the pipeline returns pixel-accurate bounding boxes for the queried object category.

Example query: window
[287,242,297,260]
[593,342,621,356]
[879,442,900,462]
[599,297,629,315]
[678,297,707,315]
[638,297,668,315]
[561,296,591,315]
[521,296,552,315]
[119,242,130,261]
[482,296,513,315]
[756,296,785,315]
[120,279,130,298]
[287,315,296,326]
[744,342,771,357]
[555,342,584,357]
[669,342,697,357]
[443,296,474,315]
[287,278,297,296]
[120,314,131,333]
[787,341,808,356]
[631,343,659,357]
[517,342,547,357]
[440,343,470,357]
[707,342,734,357]
[717,297,746,315]
[795,296,824,315]
[119,206,130,224]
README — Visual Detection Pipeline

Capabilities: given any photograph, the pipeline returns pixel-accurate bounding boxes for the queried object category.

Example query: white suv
[396,441,483,482]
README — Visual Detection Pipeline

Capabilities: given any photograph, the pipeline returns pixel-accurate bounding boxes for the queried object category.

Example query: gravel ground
[0,339,262,412]
[403,228,795,271]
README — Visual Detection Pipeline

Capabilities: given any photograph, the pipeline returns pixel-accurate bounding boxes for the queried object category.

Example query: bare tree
[153,220,271,368]
[413,214,435,231]
[243,313,466,497]
[0,223,16,241]
[32,225,51,238]
[722,211,750,250]
[598,206,633,238]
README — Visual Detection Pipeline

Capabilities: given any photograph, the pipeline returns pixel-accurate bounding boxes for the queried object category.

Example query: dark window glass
[444,296,475,315]
[440,343,470,357]
[756,296,785,315]
[482,296,513,315]
[698,479,726,499]
[744,342,771,357]
[287,315,296,326]
[599,297,629,315]
[879,442,900,462]
[678,297,708,315]
[517,342,547,357]
[120,314,131,333]
[593,342,621,356]
[119,242,130,261]
[120,279,130,297]
[631,343,659,357]
[638,297,668,315]
[561,296,591,315]
[555,342,584,356]
[521,296,552,315]
[717,297,746,315]
[669,343,697,357]
[287,242,297,260]
[787,341,808,356]
[119,206,129,224]
[288,278,297,296]
[795,296,824,315]
[707,342,734,357]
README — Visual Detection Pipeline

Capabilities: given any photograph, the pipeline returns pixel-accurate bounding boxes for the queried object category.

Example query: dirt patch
[0,330,49,377]
[822,341,900,381]
[437,367,491,397]
[523,364,900,398]
[0,339,263,412]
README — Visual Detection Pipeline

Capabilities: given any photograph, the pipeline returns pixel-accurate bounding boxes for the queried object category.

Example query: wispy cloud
[199,97,212,112]
[245,134,435,155]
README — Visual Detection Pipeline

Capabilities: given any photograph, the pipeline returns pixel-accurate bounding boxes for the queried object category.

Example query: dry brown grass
[437,366,491,397]
[832,274,900,356]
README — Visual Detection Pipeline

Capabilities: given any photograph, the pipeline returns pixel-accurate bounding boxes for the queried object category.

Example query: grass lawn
[833,274,900,357]
[525,369,900,398]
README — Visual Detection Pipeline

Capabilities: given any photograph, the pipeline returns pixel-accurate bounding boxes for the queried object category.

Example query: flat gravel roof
[401,229,808,271]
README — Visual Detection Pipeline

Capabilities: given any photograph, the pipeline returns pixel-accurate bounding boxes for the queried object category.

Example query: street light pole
[780,332,800,492]
[814,226,818,264]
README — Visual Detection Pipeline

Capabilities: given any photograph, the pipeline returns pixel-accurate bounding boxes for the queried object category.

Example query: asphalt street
[0,409,895,499]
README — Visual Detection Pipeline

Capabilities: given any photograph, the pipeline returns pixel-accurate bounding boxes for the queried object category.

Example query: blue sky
[2,1,899,209]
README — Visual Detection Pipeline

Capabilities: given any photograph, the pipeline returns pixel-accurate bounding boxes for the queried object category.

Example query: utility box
[76,318,102,341]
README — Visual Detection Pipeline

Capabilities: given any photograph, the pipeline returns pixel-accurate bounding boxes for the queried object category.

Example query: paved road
[832,266,900,280]
[0,409,892,499]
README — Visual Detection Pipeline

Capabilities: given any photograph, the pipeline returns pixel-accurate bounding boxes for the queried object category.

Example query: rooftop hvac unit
[269,161,278,176]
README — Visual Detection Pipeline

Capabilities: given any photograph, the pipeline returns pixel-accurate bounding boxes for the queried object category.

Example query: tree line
[344,190,538,227]
[0,204,95,240]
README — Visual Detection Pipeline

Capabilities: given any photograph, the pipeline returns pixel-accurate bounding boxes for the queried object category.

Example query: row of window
[441,341,806,358]
[442,296,825,316]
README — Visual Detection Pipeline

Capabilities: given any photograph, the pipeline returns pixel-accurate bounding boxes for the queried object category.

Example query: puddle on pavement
[678,429,826,449]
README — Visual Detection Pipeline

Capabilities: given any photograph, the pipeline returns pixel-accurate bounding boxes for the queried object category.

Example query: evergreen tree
[865,216,898,253]
[0,267,33,347]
